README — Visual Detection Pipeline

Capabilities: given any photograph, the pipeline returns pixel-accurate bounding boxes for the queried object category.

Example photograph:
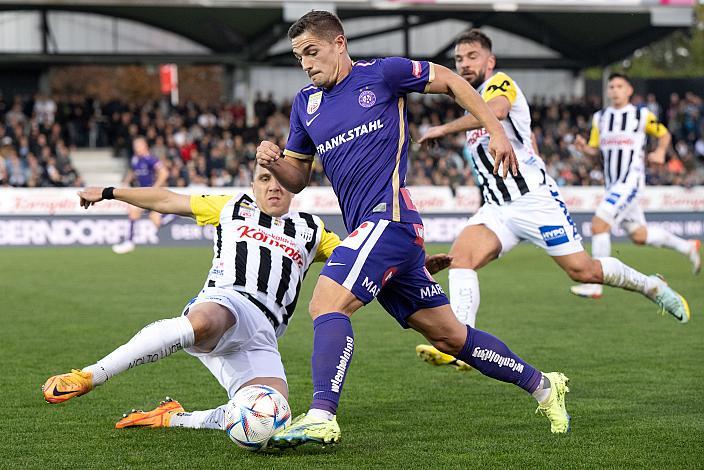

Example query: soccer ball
[224,384,292,451]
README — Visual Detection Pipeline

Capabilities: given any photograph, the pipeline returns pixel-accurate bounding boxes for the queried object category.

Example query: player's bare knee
[187,304,234,349]
[186,314,213,346]
[630,232,647,245]
[449,255,480,270]
[308,295,326,319]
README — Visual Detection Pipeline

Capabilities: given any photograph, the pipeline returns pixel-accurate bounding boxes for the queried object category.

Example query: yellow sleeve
[481,72,517,105]
[189,195,232,226]
[644,110,668,138]
[314,221,341,262]
[588,114,600,148]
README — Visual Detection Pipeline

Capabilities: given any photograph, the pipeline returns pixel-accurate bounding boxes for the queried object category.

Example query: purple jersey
[284,57,433,232]
[131,154,161,187]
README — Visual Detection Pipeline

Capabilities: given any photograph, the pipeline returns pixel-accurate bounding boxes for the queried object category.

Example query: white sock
[645,226,691,255]
[169,405,227,430]
[532,374,551,404]
[582,233,612,289]
[307,408,334,421]
[83,316,195,387]
[591,232,611,258]
[598,257,660,299]
[449,268,480,328]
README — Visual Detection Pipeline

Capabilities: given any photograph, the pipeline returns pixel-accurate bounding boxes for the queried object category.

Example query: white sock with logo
[169,405,227,430]
[307,408,334,421]
[645,226,691,255]
[598,257,660,299]
[83,316,195,387]
[449,268,480,328]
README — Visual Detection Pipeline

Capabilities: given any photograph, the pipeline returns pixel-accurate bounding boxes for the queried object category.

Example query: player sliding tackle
[42,164,449,432]
[43,165,342,430]
[257,11,570,445]
[414,31,691,371]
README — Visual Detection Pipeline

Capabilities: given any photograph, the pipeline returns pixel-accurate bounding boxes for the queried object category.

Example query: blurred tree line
[587,4,703,78]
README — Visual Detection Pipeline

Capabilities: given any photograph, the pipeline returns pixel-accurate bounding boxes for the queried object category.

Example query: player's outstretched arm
[78,187,193,217]
[419,97,511,144]
[425,64,517,178]
[256,140,313,193]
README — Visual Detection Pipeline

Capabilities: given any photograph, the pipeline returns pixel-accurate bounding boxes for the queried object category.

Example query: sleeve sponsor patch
[411,60,422,78]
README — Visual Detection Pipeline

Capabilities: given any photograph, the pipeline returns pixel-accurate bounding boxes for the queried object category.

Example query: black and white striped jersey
[588,104,668,189]
[190,193,340,337]
[465,72,547,206]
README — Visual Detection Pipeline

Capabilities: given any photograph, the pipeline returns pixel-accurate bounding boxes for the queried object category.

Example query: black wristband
[102,187,115,200]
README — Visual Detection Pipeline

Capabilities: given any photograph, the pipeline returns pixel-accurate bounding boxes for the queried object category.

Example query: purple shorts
[320,219,449,328]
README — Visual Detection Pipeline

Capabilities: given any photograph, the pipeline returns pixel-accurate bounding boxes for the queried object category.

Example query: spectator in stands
[33,93,57,128]
[5,147,29,187]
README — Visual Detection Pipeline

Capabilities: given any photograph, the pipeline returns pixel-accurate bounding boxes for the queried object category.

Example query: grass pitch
[1,243,702,469]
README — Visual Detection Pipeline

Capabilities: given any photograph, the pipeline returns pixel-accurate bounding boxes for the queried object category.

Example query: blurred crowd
[406,91,704,189]
[1,89,703,189]
[0,94,83,187]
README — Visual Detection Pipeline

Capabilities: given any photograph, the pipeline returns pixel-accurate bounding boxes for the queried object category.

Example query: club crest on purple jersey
[307,91,322,114]
[358,90,376,108]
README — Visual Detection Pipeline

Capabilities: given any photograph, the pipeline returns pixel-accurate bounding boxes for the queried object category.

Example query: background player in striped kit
[112,136,169,254]
[41,163,342,430]
[571,73,701,299]
[414,31,690,371]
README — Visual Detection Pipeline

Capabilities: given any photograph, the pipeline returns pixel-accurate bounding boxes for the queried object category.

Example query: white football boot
[112,240,136,254]
[569,283,603,299]
[688,240,701,275]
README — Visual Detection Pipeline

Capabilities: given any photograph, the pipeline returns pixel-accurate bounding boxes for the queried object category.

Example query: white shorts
[181,287,286,399]
[595,184,647,233]
[468,183,583,257]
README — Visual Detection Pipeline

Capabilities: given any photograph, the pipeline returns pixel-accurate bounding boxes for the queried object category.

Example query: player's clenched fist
[488,133,518,179]
[78,187,105,209]
[256,140,282,168]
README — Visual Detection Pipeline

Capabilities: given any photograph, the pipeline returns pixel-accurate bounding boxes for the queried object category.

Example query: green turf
[1,244,702,469]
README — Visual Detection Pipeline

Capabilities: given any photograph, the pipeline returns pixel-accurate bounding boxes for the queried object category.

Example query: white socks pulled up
[83,316,195,386]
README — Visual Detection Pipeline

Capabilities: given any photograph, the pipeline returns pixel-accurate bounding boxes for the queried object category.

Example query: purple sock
[457,326,542,393]
[128,220,135,241]
[310,312,354,415]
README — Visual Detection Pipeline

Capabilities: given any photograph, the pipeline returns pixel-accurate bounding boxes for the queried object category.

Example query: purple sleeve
[285,94,317,157]
[379,57,434,96]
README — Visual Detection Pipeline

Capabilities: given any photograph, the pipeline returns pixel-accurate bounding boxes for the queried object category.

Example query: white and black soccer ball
[224,384,292,451]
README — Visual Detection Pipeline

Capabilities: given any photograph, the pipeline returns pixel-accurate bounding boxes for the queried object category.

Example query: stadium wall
[1,187,703,247]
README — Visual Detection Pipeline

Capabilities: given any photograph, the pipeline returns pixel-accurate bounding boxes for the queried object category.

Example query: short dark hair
[608,72,632,85]
[288,10,345,42]
[454,29,492,51]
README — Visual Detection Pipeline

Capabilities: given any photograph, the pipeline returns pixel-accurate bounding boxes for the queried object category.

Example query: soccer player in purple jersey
[256,11,571,446]
[112,137,168,254]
